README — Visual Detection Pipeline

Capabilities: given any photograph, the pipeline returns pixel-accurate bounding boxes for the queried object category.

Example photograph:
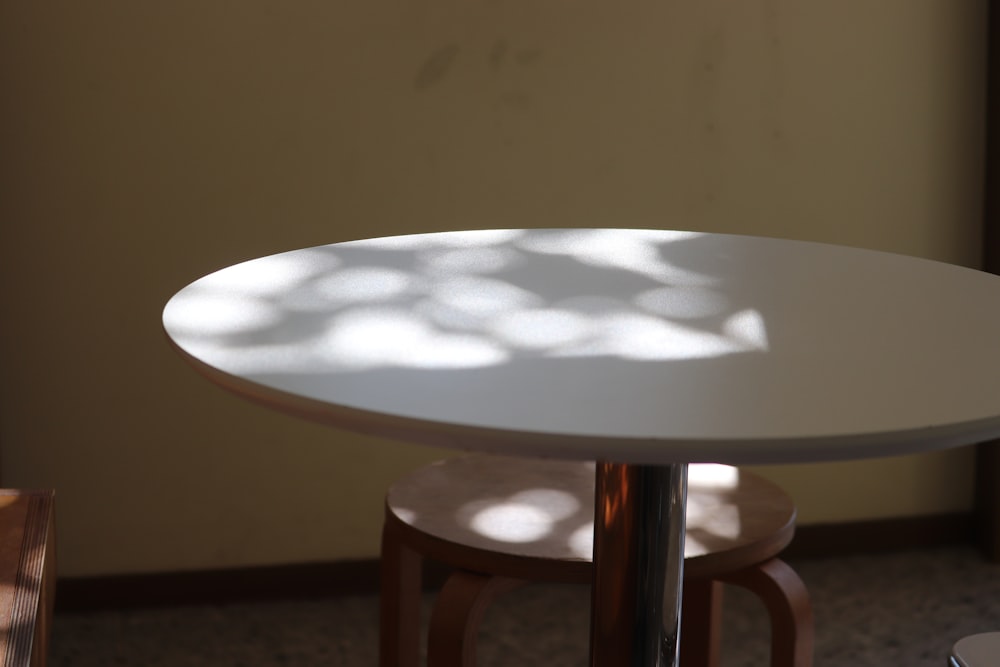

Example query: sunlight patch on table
[164,291,283,337]
[193,250,333,296]
[320,308,509,370]
[165,229,772,375]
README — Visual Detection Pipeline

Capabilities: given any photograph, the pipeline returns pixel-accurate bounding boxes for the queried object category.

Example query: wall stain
[760,0,786,150]
[489,39,542,72]
[414,44,460,91]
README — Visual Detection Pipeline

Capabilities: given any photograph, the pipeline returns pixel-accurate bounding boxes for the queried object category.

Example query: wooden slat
[0,491,55,667]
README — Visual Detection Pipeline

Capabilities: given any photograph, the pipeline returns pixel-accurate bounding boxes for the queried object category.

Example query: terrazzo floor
[49,546,1000,666]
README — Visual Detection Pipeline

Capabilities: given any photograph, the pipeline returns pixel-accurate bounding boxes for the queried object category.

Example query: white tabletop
[163,229,1000,465]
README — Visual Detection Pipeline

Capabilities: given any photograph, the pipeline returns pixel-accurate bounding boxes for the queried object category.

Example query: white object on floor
[950,632,1000,667]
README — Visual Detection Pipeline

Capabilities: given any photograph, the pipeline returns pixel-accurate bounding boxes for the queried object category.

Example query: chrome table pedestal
[592,463,688,667]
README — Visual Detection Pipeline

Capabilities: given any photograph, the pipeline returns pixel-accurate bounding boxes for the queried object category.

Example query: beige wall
[0,1,987,576]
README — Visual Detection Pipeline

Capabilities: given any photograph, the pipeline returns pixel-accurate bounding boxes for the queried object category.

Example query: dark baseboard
[781,511,975,560]
[55,512,977,613]
[54,559,455,613]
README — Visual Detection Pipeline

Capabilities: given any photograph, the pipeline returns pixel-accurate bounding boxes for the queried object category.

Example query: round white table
[163,229,1000,666]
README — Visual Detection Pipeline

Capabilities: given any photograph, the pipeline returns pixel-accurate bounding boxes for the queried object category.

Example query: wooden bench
[0,491,55,667]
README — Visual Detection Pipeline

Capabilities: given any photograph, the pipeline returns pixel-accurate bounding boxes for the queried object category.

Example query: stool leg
[680,578,724,667]
[380,519,424,667]
[427,571,523,667]
[722,558,814,667]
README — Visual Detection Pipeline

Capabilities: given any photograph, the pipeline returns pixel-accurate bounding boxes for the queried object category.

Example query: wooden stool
[380,455,812,667]
[0,490,56,667]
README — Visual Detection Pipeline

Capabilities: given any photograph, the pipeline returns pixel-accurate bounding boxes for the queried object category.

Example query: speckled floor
[49,546,1000,666]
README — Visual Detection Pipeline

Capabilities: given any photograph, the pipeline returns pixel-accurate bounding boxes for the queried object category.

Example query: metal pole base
[590,463,688,667]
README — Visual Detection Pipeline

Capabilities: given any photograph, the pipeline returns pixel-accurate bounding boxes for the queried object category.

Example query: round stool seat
[386,455,796,580]
[380,454,814,667]
[951,632,1000,667]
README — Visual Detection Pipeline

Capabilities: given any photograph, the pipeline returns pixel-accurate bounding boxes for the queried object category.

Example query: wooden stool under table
[380,455,813,667]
